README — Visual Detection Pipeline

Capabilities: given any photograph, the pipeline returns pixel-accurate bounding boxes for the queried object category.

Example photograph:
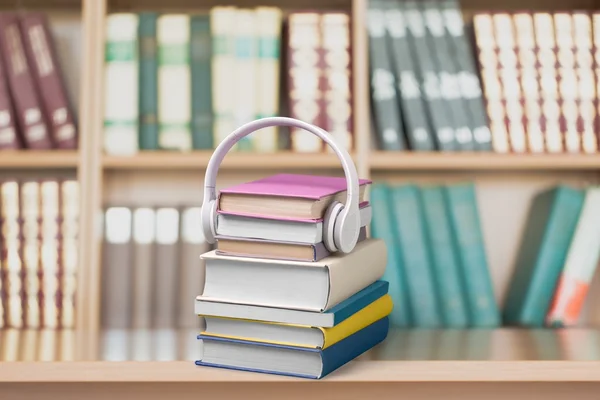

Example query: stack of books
[194,173,392,379]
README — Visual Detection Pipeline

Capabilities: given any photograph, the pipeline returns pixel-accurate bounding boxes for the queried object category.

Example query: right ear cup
[323,201,344,252]
[201,199,217,244]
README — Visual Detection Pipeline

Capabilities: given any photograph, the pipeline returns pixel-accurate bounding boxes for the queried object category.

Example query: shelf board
[371,152,600,171]
[0,151,79,169]
[103,151,350,170]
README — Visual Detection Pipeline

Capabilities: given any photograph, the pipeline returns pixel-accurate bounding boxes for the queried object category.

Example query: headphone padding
[323,201,343,253]
[201,199,217,244]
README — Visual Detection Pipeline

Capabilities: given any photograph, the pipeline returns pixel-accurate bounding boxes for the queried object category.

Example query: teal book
[420,186,469,328]
[190,15,213,149]
[370,184,412,327]
[503,185,585,327]
[138,12,159,150]
[391,185,442,327]
[445,183,499,327]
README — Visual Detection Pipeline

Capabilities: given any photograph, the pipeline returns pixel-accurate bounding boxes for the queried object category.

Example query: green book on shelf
[190,15,213,150]
[420,185,469,327]
[503,185,585,327]
[445,182,499,327]
[370,183,412,327]
[391,184,442,328]
[138,12,159,151]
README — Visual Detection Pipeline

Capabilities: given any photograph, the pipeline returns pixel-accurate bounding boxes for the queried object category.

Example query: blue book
[420,186,469,327]
[195,317,389,379]
[370,184,412,327]
[391,184,442,327]
[195,280,389,328]
[445,182,500,327]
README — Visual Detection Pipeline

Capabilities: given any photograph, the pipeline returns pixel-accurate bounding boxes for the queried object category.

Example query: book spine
[321,12,353,152]
[546,188,600,327]
[138,12,159,151]
[422,1,474,151]
[60,180,78,328]
[40,180,60,328]
[153,207,179,328]
[555,13,580,153]
[0,14,52,149]
[288,12,326,152]
[419,186,469,327]
[366,1,406,151]
[445,183,500,327]
[369,184,411,327]
[0,51,19,149]
[392,185,442,327]
[19,13,77,149]
[594,14,600,148]
[233,9,258,152]
[441,0,492,151]
[157,14,192,151]
[132,207,155,328]
[403,1,455,151]
[493,14,527,153]
[190,14,213,150]
[210,7,236,149]
[535,13,563,153]
[103,13,139,155]
[473,13,510,153]
[573,13,596,154]
[1,181,23,328]
[253,7,282,152]
[20,181,41,328]
[384,2,435,151]
[513,13,545,153]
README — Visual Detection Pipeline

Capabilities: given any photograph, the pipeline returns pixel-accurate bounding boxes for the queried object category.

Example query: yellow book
[200,294,393,349]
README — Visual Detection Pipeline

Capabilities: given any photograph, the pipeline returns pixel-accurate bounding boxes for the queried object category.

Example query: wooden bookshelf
[0,151,79,169]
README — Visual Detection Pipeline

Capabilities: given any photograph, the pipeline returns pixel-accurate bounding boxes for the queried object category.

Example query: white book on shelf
[157,14,192,151]
[103,13,139,156]
[132,207,156,329]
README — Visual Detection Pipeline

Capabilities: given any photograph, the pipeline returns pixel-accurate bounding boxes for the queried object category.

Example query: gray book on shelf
[440,0,492,151]
[152,207,180,328]
[384,1,436,151]
[101,206,133,329]
[131,207,156,329]
[367,0,407,151]
[420,0,474,151]
[403,0,457,151]
[177,206,208,329]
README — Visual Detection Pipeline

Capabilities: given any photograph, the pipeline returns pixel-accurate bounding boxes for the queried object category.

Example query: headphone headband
[203,117,360,215]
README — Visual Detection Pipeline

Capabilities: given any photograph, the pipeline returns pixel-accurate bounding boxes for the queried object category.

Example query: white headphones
[201,117,370,254]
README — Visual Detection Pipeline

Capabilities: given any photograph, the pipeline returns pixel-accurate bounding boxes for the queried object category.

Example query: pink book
[218,173,371,199]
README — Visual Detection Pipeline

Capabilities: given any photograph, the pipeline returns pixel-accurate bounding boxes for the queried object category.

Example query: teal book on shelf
[445,182,500,327]
[420,185,469,328]
[138,12,159,150]
[190,14,213,150]
[503,185,585,327]
[391,184,442,328]
[370,184,412,327]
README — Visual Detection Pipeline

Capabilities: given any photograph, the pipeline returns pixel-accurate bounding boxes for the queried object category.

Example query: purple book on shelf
[218,173,372,200]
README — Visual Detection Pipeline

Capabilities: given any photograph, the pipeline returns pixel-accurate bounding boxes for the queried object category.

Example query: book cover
[0,44,19,149]
[131,207,155,329]
[196,316,389,379]
[40,180,60,329]
[138,12,159,151]
[59,180,78,329]
[1,181,23,328]
[20,181,42,329]
[190,14,213,150]
[153,207,180,328]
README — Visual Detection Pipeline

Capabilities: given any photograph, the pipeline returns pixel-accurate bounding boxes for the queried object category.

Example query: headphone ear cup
[323,201,344,253]
[201,200,217,244]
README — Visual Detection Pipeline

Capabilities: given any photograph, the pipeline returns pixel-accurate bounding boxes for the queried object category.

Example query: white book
[132,208,156,328]
[104,14,139,155]
[198,239,386,311]
[157,15,192,151]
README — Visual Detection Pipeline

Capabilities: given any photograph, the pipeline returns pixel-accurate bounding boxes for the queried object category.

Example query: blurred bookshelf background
[1,0,600,373]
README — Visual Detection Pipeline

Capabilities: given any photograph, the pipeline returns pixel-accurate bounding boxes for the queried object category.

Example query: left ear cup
[201,199,217,243]
[323,201,344,253]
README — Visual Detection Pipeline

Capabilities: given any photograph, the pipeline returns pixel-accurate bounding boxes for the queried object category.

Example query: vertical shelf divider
[77,0,107,361]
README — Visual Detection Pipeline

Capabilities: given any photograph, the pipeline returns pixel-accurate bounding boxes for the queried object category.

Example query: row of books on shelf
[0,13,77,152]
[0,328,76,361]
[104,7,353,156]
[0,179,79,329]
[371,181,600,329]
[369,0,600,154]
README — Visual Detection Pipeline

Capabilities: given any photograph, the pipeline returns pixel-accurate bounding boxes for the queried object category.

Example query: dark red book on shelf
[19,13,78,150]
[0,47,20,150]
[0,13,52,149]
